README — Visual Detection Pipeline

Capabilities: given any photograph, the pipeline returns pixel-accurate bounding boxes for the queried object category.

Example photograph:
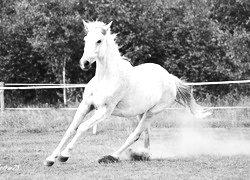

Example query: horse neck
[95,38,121,81]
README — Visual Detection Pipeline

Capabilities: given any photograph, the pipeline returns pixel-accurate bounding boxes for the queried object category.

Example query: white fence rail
[2,79,250,89]
[0,80,250,111]
[186,79,250,86]
[1,80,250,134]
[1,84,87,90]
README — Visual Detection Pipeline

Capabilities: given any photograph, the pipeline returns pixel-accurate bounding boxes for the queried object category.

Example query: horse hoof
[127,149,150,161]
[98,155,119,164]
[44,160,54,167]
[58,155,69,162]
[130,152,150,161]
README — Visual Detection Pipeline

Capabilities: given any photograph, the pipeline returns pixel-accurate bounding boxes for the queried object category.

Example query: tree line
[0,0,250,107]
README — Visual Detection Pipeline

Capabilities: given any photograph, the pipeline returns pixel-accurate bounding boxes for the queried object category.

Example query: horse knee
[132,132,142,143]
[134,135,140,142]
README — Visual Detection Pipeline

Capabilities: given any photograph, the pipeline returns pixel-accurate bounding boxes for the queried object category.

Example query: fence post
[63,57,67,106]
[93,125,97,135]
[0,82,4,111]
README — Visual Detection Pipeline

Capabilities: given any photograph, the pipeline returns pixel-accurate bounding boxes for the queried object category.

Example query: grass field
[1,107,250,179]
[0,128,250,180]
[1,106,250,133]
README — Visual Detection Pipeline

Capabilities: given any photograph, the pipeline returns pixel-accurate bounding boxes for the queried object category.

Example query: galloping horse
[44,20,210,166]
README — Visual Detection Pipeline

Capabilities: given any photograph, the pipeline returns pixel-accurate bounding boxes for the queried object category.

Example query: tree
[0,0,249,106]
[0,0,85,106]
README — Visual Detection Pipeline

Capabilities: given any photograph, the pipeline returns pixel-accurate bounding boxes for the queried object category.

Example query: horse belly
[112,83,163,117]
[112,100,153,117]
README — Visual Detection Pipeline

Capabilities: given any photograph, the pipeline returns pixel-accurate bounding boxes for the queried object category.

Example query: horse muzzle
[80,60,92,71]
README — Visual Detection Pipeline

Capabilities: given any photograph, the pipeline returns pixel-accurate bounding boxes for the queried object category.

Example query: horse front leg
[44,101,92,167]
[58,106,113,163]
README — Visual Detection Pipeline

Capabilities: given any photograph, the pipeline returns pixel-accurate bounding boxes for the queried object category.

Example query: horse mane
[122,56,132,65]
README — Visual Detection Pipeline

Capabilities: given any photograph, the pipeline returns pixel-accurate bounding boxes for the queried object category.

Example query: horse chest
[89,82,123,108]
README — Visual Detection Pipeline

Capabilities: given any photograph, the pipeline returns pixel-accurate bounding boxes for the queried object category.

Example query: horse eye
[97,40,102,44]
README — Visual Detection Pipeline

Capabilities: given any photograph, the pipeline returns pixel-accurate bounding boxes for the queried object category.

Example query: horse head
[80,20,113,71]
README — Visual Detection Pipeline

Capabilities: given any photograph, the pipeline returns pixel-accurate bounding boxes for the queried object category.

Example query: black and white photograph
[0,0,250,179]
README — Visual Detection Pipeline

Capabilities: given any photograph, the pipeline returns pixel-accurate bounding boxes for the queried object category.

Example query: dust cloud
[150,128,250,159]
[150,111,250,159]
[125,111,250,160]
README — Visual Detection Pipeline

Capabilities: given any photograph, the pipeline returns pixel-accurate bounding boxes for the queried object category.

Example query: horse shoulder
[90,77,125,109]
[82,77,97,105]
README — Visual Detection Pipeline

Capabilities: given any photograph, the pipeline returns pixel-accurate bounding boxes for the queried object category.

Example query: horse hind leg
[129,101,174,161]
[98,113,153,163]
[126,126,151,162]
[144,126,150,150]
[136,114,150,150]
[127,116,151,161]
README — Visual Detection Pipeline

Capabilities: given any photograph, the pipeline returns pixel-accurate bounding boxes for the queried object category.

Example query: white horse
[44,20,210,166]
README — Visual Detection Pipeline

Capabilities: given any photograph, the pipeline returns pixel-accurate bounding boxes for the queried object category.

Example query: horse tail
[173,76,211,118]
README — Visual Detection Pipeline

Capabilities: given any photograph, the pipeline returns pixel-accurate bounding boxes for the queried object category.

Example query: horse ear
[104,21,113,33]
[82,19,89,32]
